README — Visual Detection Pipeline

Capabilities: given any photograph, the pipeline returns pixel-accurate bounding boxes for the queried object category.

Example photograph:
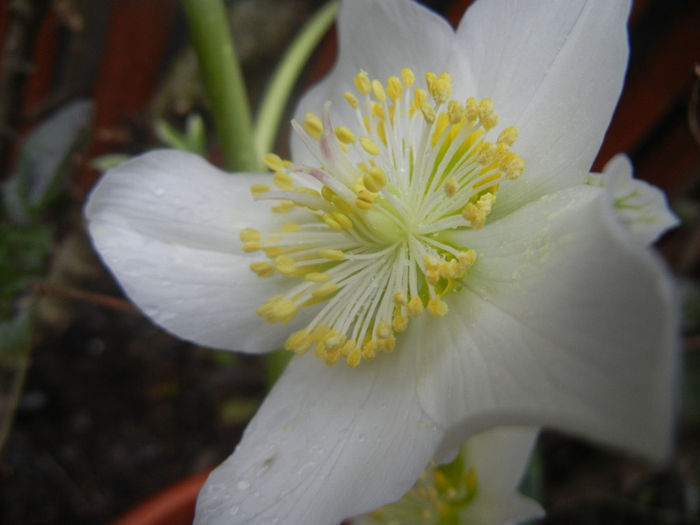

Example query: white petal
[456,0,631,213]
[85,150,311,352]
[460,427,544,525]
[194,350,443,525]
[595,154,679,245]
[415,185,677,460]
[291,0,463,164]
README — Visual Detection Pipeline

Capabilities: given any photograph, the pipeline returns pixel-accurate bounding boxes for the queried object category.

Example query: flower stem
[252,0,339,160]
[182,0,259,172]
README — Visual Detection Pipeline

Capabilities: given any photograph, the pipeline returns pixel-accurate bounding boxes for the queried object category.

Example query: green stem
[182,0,259,172]
[252,0,339,160]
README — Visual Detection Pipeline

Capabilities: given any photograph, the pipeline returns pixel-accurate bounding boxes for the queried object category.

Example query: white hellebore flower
[85,0,678,524]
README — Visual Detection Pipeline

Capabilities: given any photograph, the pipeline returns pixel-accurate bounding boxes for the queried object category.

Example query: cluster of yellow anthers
[241,68,524,368]
[364,460,478,524]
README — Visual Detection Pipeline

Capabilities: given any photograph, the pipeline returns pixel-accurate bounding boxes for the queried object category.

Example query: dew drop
[236,480,250,491]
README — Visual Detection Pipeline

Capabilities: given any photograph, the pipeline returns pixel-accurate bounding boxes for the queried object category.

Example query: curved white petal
[415,185,677,461]
[291,0,463,165]
[460,427,544,525]
[456,0,631,214]
[85,150,312,352]
[194,350,444,525]
[594,154,679,245]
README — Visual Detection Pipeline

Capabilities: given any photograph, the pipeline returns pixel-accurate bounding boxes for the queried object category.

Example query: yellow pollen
[312,282,339,300]
[354,71,371,95]
[239,228,261,242]
[393,291,407,305]
[363,166,386,192]
[271,299,297,323]
[371,79,386,102]
[478,98,498,129]
[462,202,485,229]
[344,91,359,108]
[273,171,294,190]
[401,67,415,88]
[305,272,331,283]
[333,212,353,229]
[414,88,427,107]
[465,96,479,121]
[250,184,271,195]
[386,76,402,101]
[443,177,458,196]
[497,126,519,146]
[347,346,362,368]
[433,73,452,104]
[407,296,424,318]
[334,125,356,143]
[376,320,392,339]
[242,241,262,252]
[392,315,408,332]
[250,261,274,277]
[448,100,465,124]
[359,136,380,155]
[264,153,285,171]
[318,248,346,261]
[303,112,323,139]
[420,103,436,124]
[428,297,448,317]
[280,222,299,233]
[272,200,295,213]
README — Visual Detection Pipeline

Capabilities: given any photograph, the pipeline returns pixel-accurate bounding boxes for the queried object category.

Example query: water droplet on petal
[236,480,250,491]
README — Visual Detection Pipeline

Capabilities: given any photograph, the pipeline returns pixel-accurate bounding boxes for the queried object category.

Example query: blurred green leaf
[0,310,33,452]
[0,223,52,321]
[3,100,93,223]
[155,113,207,155]
[88,153,131,171]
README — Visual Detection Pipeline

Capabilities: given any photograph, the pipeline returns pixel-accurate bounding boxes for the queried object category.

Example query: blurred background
[0,0,698,523]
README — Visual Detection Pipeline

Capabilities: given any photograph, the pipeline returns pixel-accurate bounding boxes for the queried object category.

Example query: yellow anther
[264,153,285,171]
[386,76,402,101]
[377,334,395,352]
[497,126,519,146]
[401,67,415,88]
[465,96,479,121]
[393,291,407,305]
[426,269,440,285]
[376,320,392,339]
[272,200,295,213]
[392,314,408,332]
[322,213,342,232]
[242,241,262,252]
[334,126,356,144]
[462,202,486,229]
[370,102,386,120]
[271,299,298,323]
[362,340,377,360]
[447,100,465,124]
[407,296,424,318]
[250,261,274,277]
[433,73,452,104]
[344,91,359,109]
[444,177,458,197]
[256,296,280,317]
[347,346,362,368]
[376,120,387,146]
[427,297,448,317]
[458,250,477,269]
[318,248,346,261]
[477,142,497,164]
[285,329,311,354]
[424,255,440,271]
[356,189,376,206]
[325,349,341,366]
[274,256,297,275]
[371,79,386,103]
[363,166,386,192]
[280,222,299,233]
[478,98,498,129]
[425,71,437,94]
[324,331,345,351]
[359,136,380,156]
[263,245,284,257]
[477,192,495,214]
[250,184,271,195]
[273,171,294,190]
[333,212,353,229]
[420,103,436,124]
[305,272,331,283]
[440,260,462,280]
[341,339,357,358]
[414,88,427,108]
[355,198,372,210]
[239,228,261,242]
[354,71,371,95]
[502,152,525,179]
[332,196,353,215]
[303,112,323,139]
